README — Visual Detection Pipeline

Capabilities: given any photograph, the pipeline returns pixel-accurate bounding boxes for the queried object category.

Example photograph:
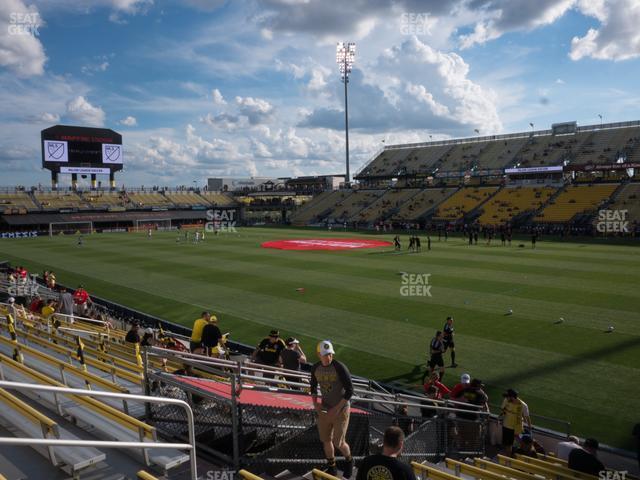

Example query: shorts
[444,339,454,349]
[502,426,515,447]
[317,405,350,445]
[430,354,444,368]
[189,341,202,353]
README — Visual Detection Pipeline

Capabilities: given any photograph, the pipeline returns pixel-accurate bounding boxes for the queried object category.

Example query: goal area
[49,221,94,237]
[130,218,173,232]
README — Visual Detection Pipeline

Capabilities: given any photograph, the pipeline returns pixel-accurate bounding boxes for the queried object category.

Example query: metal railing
[0,380,198,480]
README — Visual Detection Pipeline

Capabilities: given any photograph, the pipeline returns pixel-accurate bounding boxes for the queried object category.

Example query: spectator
[424,330,445,383]
[125,322,141,344]
[356,426,416,480]
[189,311,211,353]
[569,438,605,476]
[140,328,155,347]
[442,316,457,367]
[423,371,451,400]
[251,329,286,368]
[201,314,222,356]
[393,404,415,436]
[29,295,44,314]
[310,340,354,478]
[47,271,56,289]
[514,434,539,458]
[281,337,307,371]
[500,389,531,456]
[556,435,581,461]
[73,285,91,315]
[59,287,74,321]
[462,379,489,412]
[41,299,56,321]
[450,373,471,401]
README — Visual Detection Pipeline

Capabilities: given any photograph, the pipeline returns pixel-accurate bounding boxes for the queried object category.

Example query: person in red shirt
[29,295,44,314]
[423,371,451,400]
[73,285,91,315]
[449,373,471,401]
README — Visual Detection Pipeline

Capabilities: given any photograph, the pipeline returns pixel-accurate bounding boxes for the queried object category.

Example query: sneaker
[343,457,354,479]
[451,363,458,368]
[326,464,338,476]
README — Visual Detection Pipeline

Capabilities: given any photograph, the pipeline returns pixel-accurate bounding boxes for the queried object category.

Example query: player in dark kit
[394,235,401,251]
[443,316,457,367]
[423,330,446,382]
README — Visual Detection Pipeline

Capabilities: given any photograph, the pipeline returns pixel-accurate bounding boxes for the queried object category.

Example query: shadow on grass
[382,336,640,391]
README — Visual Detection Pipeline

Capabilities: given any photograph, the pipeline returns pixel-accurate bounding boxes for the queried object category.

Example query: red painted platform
[174,376,366,413]
[261,238,392,251]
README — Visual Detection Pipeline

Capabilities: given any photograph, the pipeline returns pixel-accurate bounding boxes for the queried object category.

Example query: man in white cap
[449,373,471,401]
[310,340,354,478]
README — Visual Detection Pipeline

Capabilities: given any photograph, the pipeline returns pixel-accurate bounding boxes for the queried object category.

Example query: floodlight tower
[337,42,356,186]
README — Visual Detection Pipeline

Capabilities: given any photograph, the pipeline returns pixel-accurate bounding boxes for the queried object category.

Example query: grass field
[1,227,638,450]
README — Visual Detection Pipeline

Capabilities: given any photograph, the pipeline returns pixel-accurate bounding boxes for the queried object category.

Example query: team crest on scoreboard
[43,140,68,162]
[102,143,123,164]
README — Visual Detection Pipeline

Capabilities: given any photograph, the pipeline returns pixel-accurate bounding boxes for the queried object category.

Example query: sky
[1,0,640,187]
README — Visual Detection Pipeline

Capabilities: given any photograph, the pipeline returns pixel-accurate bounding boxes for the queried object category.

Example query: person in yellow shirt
[189,311,211,353]
[500,388,532,455]
[41,299,57,323]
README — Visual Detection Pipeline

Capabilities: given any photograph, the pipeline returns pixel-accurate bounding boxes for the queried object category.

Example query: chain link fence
[148,372,487,476]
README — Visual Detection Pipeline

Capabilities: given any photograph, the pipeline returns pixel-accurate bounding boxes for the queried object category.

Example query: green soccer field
[1,227,638,449]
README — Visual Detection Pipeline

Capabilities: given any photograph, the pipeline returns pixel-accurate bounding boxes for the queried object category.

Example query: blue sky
[1,0,640,187]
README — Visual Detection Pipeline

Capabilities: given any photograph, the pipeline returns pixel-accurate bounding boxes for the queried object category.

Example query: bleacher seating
[433,187,499,221]
[350,188,420,223]
[535,184,618,223]
[512,133,588,169]
[436,141,490,172]
[126,192,174,208]
[327,189,385,221]
[0,192,38,213]
[601,182,640,224]
[199,191,237,206]
[289,190,351,224]
[35,191,89,210]
[163,191,210,207]
[478,186,557,225]
[392,188,457,221]
[82,191,129,209]
[572,126,640,165]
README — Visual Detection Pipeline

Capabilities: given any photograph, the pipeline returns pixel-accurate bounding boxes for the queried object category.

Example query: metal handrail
[0,380,198,480]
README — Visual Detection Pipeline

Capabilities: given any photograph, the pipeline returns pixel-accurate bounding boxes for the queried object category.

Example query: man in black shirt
[423,331,445,383]
[568,438,605,476]
[443,316,457,367]
[201,316,222,356]
[280,337,307,388]
[251,329,286,367]
[357,426,416,480]
[125,322,140,344]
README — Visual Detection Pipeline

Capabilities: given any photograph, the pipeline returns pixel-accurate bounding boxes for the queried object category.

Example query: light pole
[337,42,356,186]
[598,114,603,127]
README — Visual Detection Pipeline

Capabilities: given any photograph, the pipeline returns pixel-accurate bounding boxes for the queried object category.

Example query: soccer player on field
[443,316,457,367]
[423,330,445,382]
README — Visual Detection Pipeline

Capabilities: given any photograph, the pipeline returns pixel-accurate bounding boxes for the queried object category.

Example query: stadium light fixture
[337,42,356,186]
[598,114,603,127]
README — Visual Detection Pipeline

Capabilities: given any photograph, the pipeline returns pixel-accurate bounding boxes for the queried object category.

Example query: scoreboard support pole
[71,173,78,190]
[91,174,97,190]
[51,171,58,191]
[110,172,116,190]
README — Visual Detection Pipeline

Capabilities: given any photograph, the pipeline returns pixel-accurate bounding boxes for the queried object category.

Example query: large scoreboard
[41,125,123,174]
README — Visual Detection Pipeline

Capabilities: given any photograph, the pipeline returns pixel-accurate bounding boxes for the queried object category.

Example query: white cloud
[459,0,575,49]
[212,88,226,105]
[81,60,109,75]
[235,96,275,125]
[0,0,46,76]
[570,0,640,61]
[65,96,106,126]
[119,115,137,126]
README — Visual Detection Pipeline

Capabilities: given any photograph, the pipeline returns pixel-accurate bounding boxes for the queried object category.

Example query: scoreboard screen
[41,125,123,173]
